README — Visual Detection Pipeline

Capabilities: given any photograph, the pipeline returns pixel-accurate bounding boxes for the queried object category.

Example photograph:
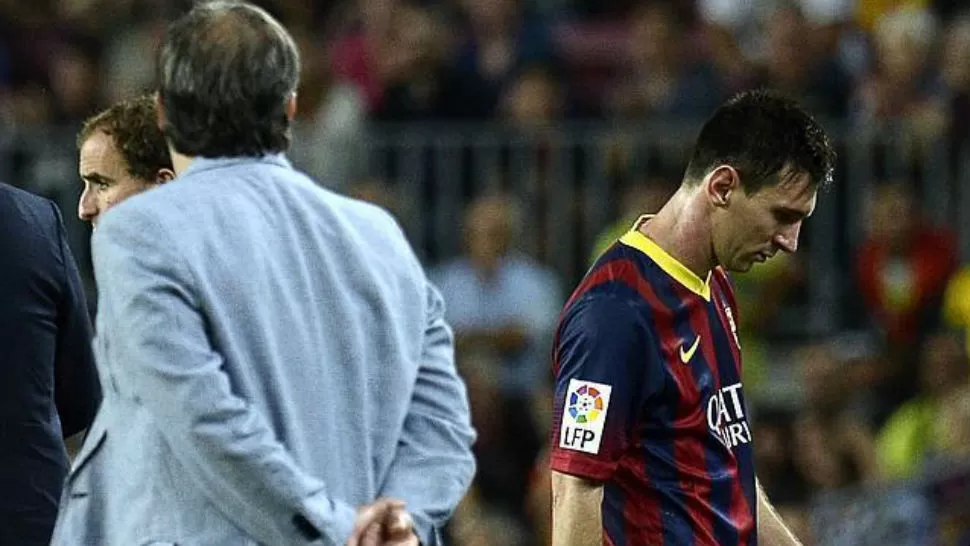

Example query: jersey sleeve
[550,291,664,481]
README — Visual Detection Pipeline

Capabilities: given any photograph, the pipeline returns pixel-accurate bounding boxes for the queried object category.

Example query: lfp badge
[559,379,612,455]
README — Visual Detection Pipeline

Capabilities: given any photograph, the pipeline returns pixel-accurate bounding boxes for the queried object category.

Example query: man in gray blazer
[51,2,476,545]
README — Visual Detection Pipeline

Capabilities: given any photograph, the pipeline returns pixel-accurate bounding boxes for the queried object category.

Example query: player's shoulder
[589,239,664,283]
[560,267,654,336]
[568,241,668,309]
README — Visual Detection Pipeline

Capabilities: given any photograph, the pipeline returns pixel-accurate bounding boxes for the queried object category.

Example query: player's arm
[91,206,358,546]
[756,478,803,546]
[376,281,477,546]
[550,292,663,546]
[51,202,101,439]
[552,471,604,545]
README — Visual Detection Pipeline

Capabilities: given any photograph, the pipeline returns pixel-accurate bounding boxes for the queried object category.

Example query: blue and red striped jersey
[550,221,757,546]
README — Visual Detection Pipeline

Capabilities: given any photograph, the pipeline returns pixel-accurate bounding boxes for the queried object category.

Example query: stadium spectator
[854,182,957,347]
[290,30,367,187]
[853,182,958,417]
[852,7,948,142]
[450,0,557,119]
[432,192,562,527]
[790,343,879,493]
[48,43,102,125]
[751,409,811,506]
[610,2,727,119]
[934,384,970,463]
[371,1,466,121]
[329,0,401,112]
[876,329,968,480]
[939,15,970,145]
[750,2,852,118]
[502,64,566,128]
[100,19,167,105]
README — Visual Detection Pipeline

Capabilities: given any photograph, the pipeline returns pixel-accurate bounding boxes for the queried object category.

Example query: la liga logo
[559,379,612,455]
[568,384,605,424]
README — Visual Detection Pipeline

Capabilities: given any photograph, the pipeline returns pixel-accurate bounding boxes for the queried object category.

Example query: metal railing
[4,121,969,335]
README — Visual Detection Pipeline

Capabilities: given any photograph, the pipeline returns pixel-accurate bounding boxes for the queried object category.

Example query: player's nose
[774,222,801,253]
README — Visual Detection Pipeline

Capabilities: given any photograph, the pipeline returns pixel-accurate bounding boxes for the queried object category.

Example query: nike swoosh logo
[679,336,701,363]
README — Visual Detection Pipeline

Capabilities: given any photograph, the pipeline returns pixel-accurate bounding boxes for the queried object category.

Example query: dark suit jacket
[0,183,101,545]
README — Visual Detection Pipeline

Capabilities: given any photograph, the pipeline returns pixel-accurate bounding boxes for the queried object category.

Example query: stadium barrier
[4,121,969,337]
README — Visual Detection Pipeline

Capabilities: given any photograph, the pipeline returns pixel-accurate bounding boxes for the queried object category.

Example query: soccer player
[50,2,475,546]
[76,94,175,228]
[550,90,836,545]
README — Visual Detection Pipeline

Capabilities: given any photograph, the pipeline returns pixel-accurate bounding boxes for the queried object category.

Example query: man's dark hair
[157,1,300,158]
[77,94,173,181]
[684,89,836,193]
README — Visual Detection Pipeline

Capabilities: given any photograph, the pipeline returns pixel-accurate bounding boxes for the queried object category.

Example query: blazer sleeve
[51,202,101,437]
[376,280,477,546]
[91,205,357,546]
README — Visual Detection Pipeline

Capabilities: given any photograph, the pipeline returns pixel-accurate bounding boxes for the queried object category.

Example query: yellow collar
[618,217,712,301]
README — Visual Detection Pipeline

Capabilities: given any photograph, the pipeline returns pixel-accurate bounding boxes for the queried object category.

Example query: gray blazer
[51,155,476,546]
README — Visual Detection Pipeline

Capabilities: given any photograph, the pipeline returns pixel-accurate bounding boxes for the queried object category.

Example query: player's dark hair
[77,94,173,181]
[157,1,300,158]
[684,89,836,193]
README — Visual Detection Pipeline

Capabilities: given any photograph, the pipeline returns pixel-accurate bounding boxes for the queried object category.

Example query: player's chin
[727,257,756,273]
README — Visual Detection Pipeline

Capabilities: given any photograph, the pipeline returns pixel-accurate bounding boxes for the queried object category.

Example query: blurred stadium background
[3,0,970,544]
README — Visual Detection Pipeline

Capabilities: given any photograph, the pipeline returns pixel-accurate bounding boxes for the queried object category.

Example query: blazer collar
[181,154,292,178]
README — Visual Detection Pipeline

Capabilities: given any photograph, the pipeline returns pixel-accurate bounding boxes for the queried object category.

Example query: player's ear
[706,165,740,208]
[155,168,176,184]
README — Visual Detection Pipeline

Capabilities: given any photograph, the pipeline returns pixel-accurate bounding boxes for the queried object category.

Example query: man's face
[465,199,511,266]
[78,131,168,228]
[920,332,965,397]
[711,170,817,273]
[867,184,914,250]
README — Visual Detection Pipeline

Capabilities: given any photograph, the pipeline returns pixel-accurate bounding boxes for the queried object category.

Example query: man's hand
[347,498,419,546]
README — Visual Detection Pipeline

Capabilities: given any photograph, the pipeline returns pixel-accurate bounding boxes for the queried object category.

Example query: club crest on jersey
[706,382,752,451]
[722,299,741,348]
[559,379,612,455]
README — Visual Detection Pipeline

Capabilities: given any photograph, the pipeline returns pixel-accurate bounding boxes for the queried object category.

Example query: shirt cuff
[550,451,615,482]
[410,511,439,546]
[299,490,358,545]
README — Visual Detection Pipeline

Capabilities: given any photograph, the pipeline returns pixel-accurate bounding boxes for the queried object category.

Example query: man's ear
[155,168,176,184]
[705,165,741,208]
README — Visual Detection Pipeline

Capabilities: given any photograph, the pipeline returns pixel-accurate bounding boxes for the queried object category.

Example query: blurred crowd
[4,0,970,545]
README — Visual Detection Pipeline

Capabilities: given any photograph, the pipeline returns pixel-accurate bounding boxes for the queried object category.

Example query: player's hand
[346,498,419,546]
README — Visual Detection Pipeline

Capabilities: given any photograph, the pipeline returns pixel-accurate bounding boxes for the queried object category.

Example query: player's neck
[169,148,195,176]
[638,187,715,278]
